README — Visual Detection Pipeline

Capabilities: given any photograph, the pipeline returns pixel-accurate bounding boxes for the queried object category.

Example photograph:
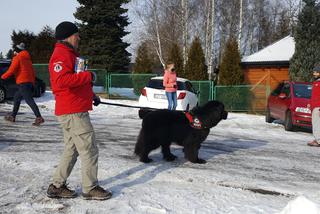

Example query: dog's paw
[164,154,177,162]
[196,158,207,164]
[140,157,153,163]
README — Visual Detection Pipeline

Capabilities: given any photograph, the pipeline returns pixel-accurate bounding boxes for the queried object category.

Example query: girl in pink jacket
[163,63,177,110]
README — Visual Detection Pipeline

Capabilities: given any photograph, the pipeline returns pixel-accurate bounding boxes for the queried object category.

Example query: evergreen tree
[218,37,243,85]
[133,42,153,74]
[0,52,3,59]
[167,43,184,78]
[9,28,55,63]
[6,49,14,59]
[132,41,153,95]
[31,26,55,63]
[290,0,320,81]
[10,30,35,52]
[185,37,207,80]
[74,0,131,72]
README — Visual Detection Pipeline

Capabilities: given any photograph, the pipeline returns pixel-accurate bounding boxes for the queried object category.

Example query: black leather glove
[93,94,101,106]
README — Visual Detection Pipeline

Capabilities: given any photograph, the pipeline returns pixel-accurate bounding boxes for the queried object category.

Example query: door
[269,83,284,118]
[277,83,291,120]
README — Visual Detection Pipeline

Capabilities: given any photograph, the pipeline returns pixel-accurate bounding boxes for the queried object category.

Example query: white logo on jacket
[53,62,63,72]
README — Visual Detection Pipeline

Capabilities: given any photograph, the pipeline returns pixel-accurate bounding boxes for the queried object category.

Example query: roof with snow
[241,36,295,65]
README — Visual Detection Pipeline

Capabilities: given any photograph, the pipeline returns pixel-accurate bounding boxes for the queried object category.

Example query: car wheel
[0,87,6,103]
[265,107,274,123]
[284,111,294,131]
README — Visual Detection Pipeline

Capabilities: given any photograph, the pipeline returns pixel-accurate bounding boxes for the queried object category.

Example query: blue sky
[0,0,79,55]
[0,1,138,60]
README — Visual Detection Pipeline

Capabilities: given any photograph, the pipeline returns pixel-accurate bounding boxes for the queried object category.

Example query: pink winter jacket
[163,70,177,92]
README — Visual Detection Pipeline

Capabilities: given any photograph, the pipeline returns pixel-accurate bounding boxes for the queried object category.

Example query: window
[147,79,164,89]
[147,79,185,90]
[281,84,291,97]
[271,83,284,96]
[185,81,196,93]
[177,81,186,90]
[293,84,312,99]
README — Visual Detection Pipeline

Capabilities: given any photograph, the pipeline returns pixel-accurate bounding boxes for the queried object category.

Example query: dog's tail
[134,128,145,156]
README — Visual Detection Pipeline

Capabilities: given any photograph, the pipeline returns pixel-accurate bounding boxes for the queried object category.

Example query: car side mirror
[279,93,287,99]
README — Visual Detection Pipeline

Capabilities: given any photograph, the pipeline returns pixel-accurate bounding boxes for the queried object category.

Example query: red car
[266,81,312,131]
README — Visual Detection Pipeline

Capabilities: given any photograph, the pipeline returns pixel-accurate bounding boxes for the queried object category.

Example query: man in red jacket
[308,65,320,147]
[1,43,44,125]
[46,21,111,200]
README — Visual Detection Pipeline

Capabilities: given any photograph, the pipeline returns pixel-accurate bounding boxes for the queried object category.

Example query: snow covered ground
[1,92,320,214]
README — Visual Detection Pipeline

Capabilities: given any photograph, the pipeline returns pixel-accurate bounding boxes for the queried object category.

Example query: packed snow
[1,92,320,214]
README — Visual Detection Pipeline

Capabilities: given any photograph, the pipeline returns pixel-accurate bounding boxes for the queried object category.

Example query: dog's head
[191,100,228,128]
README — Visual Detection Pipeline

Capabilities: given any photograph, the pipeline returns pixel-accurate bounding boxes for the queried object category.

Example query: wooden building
[241,36,295,111]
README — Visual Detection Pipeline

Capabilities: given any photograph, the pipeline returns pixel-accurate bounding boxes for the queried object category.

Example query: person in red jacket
[308,65,320,147]
[46,21,111,200]
[1,43,44,125]
[163,62,177,110]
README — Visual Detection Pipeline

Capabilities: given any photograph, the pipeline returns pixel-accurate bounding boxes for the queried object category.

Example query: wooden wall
[242,66,289,112]
[244,66,289,91]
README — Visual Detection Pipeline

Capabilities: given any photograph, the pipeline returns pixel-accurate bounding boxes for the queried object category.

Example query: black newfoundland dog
[134,100,228,164]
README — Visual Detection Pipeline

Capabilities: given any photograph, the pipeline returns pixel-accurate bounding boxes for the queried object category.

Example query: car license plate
[154,94,166,99]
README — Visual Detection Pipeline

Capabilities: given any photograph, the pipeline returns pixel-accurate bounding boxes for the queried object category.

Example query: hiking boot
[4,115,15,122]
[82,185,112,200]
[47,183,77,199]
[32,117,44,126]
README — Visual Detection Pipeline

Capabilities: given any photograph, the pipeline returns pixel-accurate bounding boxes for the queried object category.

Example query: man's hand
[93,94,101,106]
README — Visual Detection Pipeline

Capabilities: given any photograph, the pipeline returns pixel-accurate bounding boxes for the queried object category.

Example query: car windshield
[146,79,186,90]
[293,84,312,99]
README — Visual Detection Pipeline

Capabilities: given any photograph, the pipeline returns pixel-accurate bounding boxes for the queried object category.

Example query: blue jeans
[165,91,177,110]
[12,83,41,118]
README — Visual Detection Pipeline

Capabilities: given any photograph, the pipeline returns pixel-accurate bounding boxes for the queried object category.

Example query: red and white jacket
[311,79,320,110]
[49,42,93,116]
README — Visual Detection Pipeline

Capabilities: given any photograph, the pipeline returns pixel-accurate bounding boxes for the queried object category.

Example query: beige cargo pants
[53,112,98,193]
[312,107,320,143]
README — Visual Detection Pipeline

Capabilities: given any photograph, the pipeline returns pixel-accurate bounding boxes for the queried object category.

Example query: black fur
[134,100,228,164]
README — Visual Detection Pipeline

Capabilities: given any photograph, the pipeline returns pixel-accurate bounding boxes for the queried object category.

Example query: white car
[138,77,198,118]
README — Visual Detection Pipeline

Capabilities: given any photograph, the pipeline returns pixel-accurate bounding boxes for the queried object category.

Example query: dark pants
[12,83,41,118]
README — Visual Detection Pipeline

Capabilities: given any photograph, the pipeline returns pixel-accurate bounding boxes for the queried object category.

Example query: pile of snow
[278,196,320,214]
[93,86,105,93]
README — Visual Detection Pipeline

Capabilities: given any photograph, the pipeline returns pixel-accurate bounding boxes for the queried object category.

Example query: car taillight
[141,88,147,96]
[178,92,186,99]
